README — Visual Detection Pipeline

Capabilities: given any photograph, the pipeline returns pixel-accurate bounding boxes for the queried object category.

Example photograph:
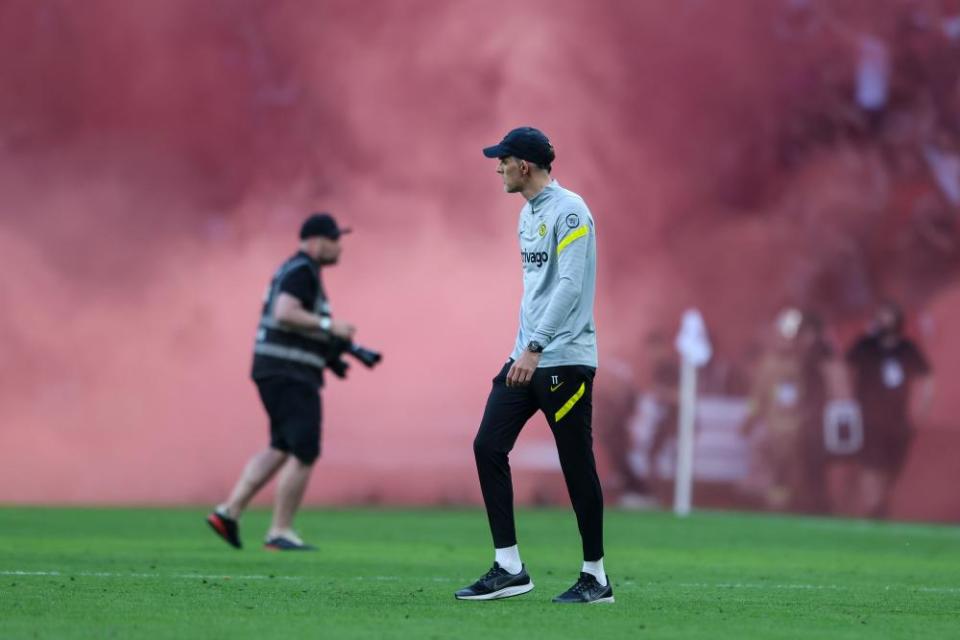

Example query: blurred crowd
[742,303,931,518]
[597,302,932,519]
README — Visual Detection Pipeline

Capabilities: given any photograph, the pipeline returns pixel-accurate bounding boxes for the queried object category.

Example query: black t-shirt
[846,333,930,429]
[251,252,327,387]
[279,257,319,309]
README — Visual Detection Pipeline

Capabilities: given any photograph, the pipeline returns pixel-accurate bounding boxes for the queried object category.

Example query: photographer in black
[844,302,932,519]
[207,212,379,551]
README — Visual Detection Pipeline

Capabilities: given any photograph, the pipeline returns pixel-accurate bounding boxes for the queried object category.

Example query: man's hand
[506,350,541,388]
[275,294,354,340]
[331,320,356,341]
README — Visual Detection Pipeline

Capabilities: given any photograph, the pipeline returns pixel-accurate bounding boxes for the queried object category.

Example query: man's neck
[880,333,901,348]
[298,245,321,265]
[521,174,553,201]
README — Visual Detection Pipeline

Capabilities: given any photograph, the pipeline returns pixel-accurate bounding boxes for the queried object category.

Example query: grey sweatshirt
[510,179,598,368]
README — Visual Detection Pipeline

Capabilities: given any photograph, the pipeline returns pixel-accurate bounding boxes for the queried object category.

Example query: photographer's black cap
[482,126,556,167]
[300,212,351,240]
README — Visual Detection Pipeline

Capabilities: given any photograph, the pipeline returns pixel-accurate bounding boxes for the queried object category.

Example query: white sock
[267,528,302,544]
[582,558,607,586]
[215,504,235,520]
[494,545,522,575]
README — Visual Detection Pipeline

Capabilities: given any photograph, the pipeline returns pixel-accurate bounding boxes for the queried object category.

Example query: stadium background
[1,0,959,521]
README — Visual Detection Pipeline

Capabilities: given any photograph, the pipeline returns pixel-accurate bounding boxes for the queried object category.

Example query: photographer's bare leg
[207,447,287,549]
[220,448,289,518]
[860,468,893,519]
[269,457,313,538]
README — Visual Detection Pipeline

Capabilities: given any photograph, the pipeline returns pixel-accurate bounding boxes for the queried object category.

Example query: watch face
[528,341,543,353]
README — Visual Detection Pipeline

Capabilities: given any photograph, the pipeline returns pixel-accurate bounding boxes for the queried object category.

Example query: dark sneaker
[264,536,317,551]
[206,511,242,549]
[454,563,534,601]
[552,572,615,604]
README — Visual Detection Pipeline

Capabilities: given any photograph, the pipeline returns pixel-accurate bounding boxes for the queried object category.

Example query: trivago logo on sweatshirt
[521,249,550,267]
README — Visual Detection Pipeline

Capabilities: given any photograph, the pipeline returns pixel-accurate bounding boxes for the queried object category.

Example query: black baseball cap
[482,126,556,167]
[299,212,351,240]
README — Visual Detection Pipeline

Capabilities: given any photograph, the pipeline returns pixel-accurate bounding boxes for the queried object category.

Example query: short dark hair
[528,159,552,173]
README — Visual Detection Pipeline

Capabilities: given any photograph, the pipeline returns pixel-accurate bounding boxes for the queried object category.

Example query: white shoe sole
[553,594,616,604]
[455,581,535,601]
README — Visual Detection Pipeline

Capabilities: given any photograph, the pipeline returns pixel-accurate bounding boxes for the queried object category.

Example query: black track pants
[473,360,605,561]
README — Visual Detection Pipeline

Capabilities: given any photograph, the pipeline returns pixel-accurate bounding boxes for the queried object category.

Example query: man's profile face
[875,306,901,335]
[497,156,524,193]
[315,237,342,265]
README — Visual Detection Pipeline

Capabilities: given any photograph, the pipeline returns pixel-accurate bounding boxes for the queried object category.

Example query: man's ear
[519,160,528,175]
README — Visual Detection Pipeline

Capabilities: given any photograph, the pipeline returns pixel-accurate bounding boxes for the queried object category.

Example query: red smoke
[2,1,959,512]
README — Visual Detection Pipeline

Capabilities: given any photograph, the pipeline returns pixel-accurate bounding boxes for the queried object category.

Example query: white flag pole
[674,356,698,516]
[673,309,712,517]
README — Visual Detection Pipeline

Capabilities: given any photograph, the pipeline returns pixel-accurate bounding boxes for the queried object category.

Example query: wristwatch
[318,316,333,331]
[526,340,544,354]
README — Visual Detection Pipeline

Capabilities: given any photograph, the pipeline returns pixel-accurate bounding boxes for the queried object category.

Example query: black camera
[326,338,382,379]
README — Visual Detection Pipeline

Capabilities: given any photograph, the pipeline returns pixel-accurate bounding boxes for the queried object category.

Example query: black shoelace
[481,565,505,582]
[571,576,595,594]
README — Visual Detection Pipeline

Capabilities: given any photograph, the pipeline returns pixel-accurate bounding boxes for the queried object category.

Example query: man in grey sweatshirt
[455,127,612,605]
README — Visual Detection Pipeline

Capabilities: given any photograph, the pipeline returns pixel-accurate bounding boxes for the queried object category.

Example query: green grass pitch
[2,507,958,639]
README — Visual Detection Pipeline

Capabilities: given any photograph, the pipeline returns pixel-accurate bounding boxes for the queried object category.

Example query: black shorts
[255,377,322,465]
[859,427,913,475]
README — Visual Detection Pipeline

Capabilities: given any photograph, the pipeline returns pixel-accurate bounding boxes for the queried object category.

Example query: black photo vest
[251,253,331,386]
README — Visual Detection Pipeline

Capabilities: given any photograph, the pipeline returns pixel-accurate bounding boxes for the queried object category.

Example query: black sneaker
[206,511,242,549]
[455,563,534,601]
[552,572,615,604]
[264,535,316,551]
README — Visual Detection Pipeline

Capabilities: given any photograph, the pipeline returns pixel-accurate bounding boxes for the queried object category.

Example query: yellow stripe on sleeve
[557,225,588,254]
[554,382,587,422]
